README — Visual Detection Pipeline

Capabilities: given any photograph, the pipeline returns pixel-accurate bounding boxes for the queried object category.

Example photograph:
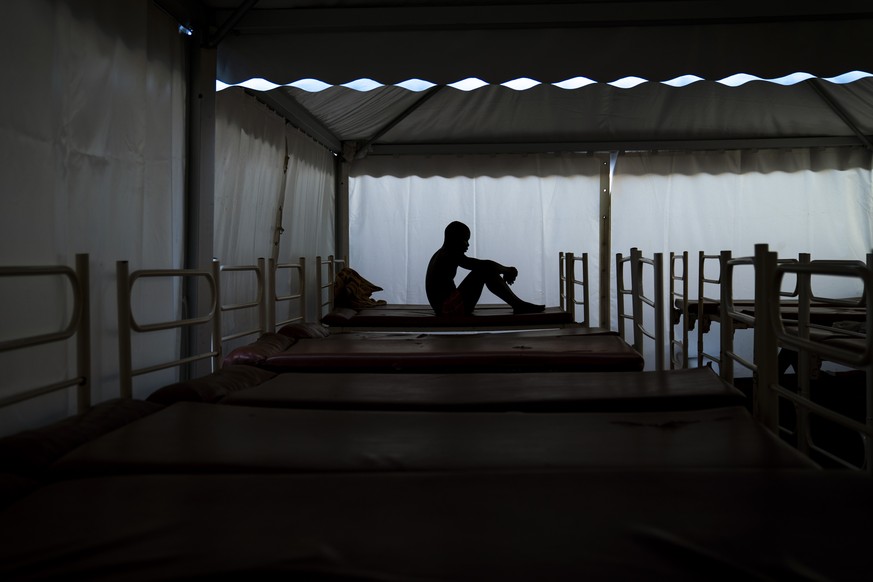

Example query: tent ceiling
[162,1,873,157]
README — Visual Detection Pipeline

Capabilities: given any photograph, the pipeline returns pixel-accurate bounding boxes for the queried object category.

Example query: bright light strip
[288,78,332,92]
[216,71,872,93]
[395,79,437,92]
[502,77,541,90]
[552,77,597,89]
[662,75,704,87]
[824,70,873,84]
[341,78,384,91]
[608,76,648,88]
[448,78,489,91]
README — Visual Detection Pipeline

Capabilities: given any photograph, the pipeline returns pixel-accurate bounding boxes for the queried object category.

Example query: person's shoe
[513,302,546,315]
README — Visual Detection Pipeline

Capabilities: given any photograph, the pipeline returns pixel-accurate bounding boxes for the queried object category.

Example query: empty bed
[1,469,869,581]
[49,400,813,476]
[224,327,645,373]
[214,366,747,412]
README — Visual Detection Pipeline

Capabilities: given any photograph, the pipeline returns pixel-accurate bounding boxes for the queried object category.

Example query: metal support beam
[598,154,611,329]
[356,86,444,159]
[808,79,873,152]
[207,0,260,48]
[184,32,217,379]
[368,136,871,157]
[247,89,343,155]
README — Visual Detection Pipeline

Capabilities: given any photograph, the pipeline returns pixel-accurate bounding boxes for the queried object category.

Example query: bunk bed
[0,249,871,580]
[315,253,588,332]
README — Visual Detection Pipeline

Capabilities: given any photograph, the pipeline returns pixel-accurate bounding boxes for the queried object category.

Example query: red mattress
[322,303,576,329]
[220,367,747,412]
[1,470,868,581]
[260,331,644,373]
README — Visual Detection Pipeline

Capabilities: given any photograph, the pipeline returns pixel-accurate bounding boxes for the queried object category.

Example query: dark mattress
[1,470,869,581]
[50,402,813,475]
[221,366,747,412]
[322,303,576,329]
[262,331,644,373]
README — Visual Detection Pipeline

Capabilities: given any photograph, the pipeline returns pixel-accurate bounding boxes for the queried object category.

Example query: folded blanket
[334,267,387,309]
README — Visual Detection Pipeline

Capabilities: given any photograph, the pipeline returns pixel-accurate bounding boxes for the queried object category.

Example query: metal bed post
[629,248,645,356]
[258,257,267,335]
[753,244,780,432]
[615,251,632,344]
[719,250,735,384]
[116,260,134,400]
[74,253,92,411]
[669,251,689,369]
[327,254,336,311]
[560,252,575,322]
[577,253,590,328]
[794,253,812,456]
[267,258,277,333]
[211,259,223,369]
[697,251,722,369]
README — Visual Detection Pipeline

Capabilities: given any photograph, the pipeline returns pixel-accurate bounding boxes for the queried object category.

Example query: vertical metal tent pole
[183,32,217,380]
[598,154,612,330]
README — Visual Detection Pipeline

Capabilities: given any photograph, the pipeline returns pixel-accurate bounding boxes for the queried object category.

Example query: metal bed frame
[267,256,306,332]
[558,251,590,327]
[0,254,91,413]
[616,248,665,371]
[116,260,222,399]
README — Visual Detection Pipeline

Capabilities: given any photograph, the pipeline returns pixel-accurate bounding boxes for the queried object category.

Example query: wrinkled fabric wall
[349,154,603,321]
[214,88,336,344]
[0,0,186,435]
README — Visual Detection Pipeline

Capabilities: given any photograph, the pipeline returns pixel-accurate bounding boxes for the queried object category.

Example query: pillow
[146,365,277,405]
[222,332,294,366]
[278,322,331,338]
[0,398,164,474]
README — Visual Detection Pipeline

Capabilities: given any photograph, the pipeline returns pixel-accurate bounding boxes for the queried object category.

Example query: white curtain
[0,0,187,435]
[349,154,603,319]
[214,88,336,342]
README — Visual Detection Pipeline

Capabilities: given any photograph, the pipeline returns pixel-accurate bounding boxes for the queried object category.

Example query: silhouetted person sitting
[426,221,545,316]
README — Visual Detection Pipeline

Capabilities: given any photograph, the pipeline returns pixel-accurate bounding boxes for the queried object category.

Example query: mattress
[261,331,645,373]
[1,470,868,581]
[220,366,747,412]
[50,402,814,475]
[322,303,576,329]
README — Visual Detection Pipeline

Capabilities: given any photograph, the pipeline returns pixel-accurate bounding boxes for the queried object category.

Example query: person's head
[444,221,471,252]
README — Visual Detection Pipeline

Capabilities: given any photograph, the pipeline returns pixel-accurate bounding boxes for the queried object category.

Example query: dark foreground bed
[1,470,869,581]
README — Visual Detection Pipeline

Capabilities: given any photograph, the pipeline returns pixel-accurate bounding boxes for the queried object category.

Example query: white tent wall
[214,88,285,350]
[349,154,602,321]
[214,88,336,342]
[611,148,873,370]
[0,0,187,436]
[280,124,337,325]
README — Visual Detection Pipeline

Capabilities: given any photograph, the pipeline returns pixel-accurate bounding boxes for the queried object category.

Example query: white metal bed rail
[220,258,267,343]
[0,254,91,412]
[315,255,346,319]
[559,252,590,327]
[268,257,306,332]
[116,260,221,399]
[669,251,689,369]
[766,253,873,473]
[616,248,665,371]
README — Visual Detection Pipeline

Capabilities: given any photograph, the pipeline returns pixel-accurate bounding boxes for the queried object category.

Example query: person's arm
[459,256,518,284]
